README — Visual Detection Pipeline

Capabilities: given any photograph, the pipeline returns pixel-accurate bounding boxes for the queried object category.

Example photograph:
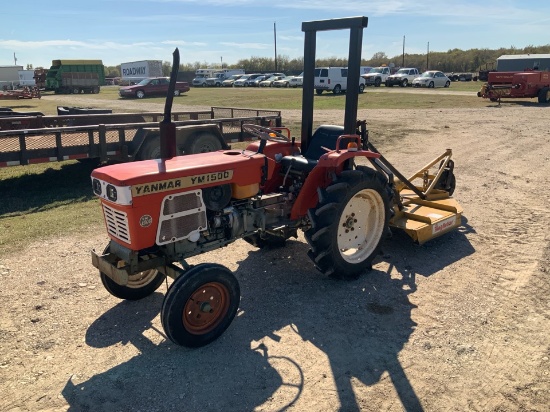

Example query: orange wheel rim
[183,282,230,334]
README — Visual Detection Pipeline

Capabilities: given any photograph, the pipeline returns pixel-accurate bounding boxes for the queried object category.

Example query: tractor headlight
[92,178,102,196]
[90,176,133,205]
[106,184,118,202]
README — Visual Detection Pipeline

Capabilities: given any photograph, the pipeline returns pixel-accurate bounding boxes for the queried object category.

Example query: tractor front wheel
[161,263,240,347]
[100,269,166,301]
[305,168,390,279]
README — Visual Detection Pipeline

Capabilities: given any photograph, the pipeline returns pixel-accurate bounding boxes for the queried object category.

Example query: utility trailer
[477,71,550,104]
[0,107,282,168]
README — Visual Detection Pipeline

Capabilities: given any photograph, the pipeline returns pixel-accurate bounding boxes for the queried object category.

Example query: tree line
[103,44,550,77]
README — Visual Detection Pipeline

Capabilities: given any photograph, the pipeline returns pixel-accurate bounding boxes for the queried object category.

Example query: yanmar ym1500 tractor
[91,17,463,347]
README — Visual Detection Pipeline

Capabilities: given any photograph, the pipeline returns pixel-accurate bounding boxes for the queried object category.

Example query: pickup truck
[385,68,420,87]
[119,77,190,99]
[361,66,391,87]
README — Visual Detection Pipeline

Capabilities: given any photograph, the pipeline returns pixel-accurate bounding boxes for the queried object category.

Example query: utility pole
[14,53,17,65]
[220,56,223,69]
[402,35,405,67]
[426,42,429,70]
[274,22,278,71]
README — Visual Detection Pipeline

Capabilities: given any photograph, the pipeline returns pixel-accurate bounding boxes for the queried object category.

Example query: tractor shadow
[486,100,550,108]
[0,160,97,217]
[62,222,474,411]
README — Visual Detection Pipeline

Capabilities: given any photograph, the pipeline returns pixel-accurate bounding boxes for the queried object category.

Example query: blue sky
[1,0,549,69]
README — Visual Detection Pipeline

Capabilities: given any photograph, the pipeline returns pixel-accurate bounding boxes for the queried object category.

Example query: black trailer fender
[134,124,229,160]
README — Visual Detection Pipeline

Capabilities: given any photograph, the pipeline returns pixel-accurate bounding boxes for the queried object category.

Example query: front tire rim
[183,282,230,334]
[337,189,385,263]
[127,269,159,289]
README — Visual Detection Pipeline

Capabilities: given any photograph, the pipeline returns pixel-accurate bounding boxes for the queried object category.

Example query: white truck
[0,65,23,90]
[362,66,392,87]
[314,67,366,95]
[120,60,163,83]
[385,67,420,87]
[17,70,36,87]
[205,69,246,87]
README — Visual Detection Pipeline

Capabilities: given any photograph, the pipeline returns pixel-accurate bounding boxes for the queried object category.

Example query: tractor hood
[91,150,266,202]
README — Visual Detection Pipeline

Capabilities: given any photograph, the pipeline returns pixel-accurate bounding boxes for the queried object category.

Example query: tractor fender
[290,151,381,220]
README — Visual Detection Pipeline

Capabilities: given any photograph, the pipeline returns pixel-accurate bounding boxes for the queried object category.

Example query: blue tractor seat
[280,125,347,172]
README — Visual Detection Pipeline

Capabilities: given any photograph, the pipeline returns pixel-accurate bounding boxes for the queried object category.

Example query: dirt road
[1,103,549,411]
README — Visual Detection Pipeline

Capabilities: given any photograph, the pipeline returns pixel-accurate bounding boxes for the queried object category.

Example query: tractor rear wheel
[305,168,390,279]
[161,263,240,347]
[100,269,166,301]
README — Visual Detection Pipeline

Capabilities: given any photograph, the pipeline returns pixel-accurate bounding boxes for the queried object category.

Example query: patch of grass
[26,83,489,114]
[1,98,61,116]
[0,161,102,256]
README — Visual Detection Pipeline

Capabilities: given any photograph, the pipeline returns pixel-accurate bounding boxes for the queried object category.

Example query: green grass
[0,161,103,256]
[0,81,490,256]
[15,80,488,117]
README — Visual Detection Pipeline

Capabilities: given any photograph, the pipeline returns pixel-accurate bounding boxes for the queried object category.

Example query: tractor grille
[157,190,207,245]
[102,204,131,243]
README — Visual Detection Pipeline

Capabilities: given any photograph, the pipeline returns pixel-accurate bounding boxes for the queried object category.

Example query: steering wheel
[242,124,290,143]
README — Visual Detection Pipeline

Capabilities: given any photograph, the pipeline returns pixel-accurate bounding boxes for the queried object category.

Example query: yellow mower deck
[390,190,463,244]
[386,149,463,244]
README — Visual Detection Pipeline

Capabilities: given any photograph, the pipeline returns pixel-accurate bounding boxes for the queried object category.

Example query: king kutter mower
[90,17,463,347]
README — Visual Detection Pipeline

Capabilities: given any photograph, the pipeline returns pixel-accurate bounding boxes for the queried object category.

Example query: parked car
[362,66,391,87]
[288,72,304,88]
[249,74,270,87]
[259,75,286,87]
[385,68,420,87]
[233,74,254,87]
[272,76,292,87]
[118,77,190,99]
[235,74,265,87]
[412,71,451,88]
[222,74,244,87]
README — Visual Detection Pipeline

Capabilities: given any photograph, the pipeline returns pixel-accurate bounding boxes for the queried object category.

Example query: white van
[314,67,366,95]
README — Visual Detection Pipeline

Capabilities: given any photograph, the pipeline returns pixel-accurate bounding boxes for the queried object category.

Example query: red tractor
[477,70,550,103]
[91,17,462,347]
